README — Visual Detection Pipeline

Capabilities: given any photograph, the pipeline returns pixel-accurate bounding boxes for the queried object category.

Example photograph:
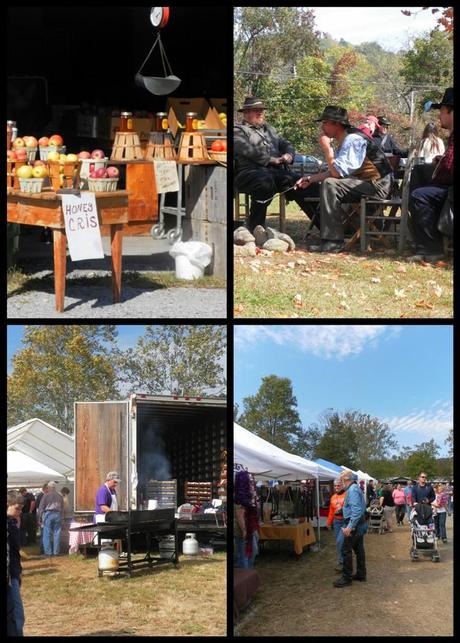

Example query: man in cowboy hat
[295,105,393,252]
[407,87,453,262]
[372,116,408,157]
[234,96,319,232]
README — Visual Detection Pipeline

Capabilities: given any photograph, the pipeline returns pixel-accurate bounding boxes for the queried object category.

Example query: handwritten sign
[61,192,104,261]
[153,160,179,193]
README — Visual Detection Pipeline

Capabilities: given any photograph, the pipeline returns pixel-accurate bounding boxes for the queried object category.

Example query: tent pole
[316,475,320,549]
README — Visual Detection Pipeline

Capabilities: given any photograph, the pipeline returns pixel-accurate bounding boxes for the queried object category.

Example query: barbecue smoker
[73,394,226,577]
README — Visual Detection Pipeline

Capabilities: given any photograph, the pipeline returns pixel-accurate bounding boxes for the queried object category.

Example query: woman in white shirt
[416,123,445,163]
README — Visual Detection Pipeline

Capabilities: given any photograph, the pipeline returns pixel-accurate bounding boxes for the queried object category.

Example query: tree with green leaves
[404,439,440,479]
[7,325,120,433]
[237,375,304,454]
[121,325,226,397]
[309,409,398,471]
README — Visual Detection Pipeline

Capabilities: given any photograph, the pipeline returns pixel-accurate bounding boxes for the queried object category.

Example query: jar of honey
[155,112,168,132]
[185,112,198,132]
[120,112,133,132]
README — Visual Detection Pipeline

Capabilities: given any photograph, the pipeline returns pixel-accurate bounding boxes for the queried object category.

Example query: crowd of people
[234,87,453,262]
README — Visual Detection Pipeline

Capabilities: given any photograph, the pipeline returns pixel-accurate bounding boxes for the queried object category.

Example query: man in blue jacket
[334,470,367,587]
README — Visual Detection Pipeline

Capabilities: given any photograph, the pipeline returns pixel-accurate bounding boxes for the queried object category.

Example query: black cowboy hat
[314,106,350,126]
[431,87,453,109]
[377,116,391,127]
[237,97,267,112]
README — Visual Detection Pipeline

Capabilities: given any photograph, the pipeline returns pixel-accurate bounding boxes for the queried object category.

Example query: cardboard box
[166,97,210,123]
[110,117,153,141]
[211,98,227,115]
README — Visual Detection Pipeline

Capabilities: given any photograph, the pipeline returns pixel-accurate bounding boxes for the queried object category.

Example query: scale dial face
[150,7,169,28]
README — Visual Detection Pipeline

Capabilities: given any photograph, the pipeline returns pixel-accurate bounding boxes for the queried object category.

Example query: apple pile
[38,134,65,148]
[89,165,119,180]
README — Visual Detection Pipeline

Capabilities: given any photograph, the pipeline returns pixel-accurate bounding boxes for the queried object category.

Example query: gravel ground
[7,270,227,318]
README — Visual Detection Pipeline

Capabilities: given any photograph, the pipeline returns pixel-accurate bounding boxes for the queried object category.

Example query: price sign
[153,160,179,193]
[61,192,104,261]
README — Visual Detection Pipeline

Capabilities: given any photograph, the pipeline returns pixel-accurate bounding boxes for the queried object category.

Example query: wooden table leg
[53,228,67,312]
[111,223,123,303]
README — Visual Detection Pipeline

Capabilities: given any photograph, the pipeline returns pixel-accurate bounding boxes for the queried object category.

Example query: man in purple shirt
[95,471,121,520]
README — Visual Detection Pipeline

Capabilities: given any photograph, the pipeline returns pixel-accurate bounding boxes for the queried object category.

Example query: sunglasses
[420,476,427,479]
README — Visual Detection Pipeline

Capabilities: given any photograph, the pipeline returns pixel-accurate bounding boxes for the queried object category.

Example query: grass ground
[20,544,226,637]
[234,206,453,318]
[7,269,226,297]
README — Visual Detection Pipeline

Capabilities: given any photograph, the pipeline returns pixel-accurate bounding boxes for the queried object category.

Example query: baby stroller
[410,502,440,562]
[367,498,385,534]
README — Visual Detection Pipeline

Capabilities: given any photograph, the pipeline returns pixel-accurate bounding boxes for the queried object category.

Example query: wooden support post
[53,228,67,312]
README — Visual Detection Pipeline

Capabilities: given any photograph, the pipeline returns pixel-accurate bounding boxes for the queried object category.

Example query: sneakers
[352,574,367,582]
[442,539,448,543]
[333,577,352,587]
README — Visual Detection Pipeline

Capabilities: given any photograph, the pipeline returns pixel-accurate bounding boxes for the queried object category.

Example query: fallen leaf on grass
[415,300,434,309]
[324,292,332,297]
[249,265,259,273]
[311,307,321,315]
[433,285,443,298]
[420,261,433,268]
[339,301,350,310]
[396,265,407,273]
[435,260,449,268]
[371,277,381,283]
[293,293,303,308]
[287,262,296,269]
[296,259,308,266]
[394,288,406,299]
[234,304,244,314]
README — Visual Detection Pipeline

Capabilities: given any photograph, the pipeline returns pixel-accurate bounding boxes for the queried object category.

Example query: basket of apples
[12,136,39,162]
[39,135,66,160]
[7,148,29,189]
[16,165,45,193]
[77,149,108,187]
[47,152,80,191]
[209,139,227,165]
[87,165,119,192]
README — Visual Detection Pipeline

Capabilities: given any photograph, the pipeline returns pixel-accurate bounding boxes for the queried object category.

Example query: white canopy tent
[234,423,338,547]
[7,451,66,488]
[7,418,75,486]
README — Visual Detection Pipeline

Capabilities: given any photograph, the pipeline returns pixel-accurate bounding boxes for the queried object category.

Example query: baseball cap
[106,471,121,482]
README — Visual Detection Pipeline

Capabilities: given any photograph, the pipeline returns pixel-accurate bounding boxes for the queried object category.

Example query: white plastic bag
[169,241,213,280]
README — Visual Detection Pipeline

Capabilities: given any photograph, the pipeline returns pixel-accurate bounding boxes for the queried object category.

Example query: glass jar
[185,112,198,132]
[7,120,17,144]
[120,112,133,132]
[155,112,168,132]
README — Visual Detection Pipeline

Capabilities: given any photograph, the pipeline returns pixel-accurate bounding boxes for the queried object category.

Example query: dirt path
[236,514,453,636]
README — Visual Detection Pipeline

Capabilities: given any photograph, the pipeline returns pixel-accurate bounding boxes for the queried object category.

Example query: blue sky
[234,325,453,457]
[311,6,446,53]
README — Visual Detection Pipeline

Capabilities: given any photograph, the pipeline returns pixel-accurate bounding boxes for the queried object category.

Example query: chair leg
[360,198,366,253]
[279,194,286,233]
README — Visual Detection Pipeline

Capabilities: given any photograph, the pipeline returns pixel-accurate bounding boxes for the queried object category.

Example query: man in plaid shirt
[408,87,453,262]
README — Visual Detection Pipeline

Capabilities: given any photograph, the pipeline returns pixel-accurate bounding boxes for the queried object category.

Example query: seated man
[408,87,453,262]
[295,106,393,252]
[373,117,408,157]
[234,96,319,232]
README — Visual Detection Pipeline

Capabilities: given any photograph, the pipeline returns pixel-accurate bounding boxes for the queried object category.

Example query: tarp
[7,418,74,478]
[7,451,66,488]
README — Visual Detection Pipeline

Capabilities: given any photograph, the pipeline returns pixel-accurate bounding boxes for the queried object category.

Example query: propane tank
[98,543,119,571]
[182,533,199,555]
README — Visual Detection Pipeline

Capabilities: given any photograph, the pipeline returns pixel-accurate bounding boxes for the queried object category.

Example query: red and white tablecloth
[69,522,96,554]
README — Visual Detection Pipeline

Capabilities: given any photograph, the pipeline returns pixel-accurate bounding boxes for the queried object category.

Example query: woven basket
[209,150,227,165]
[25,147,38,162]
[19,178,44,193]
[39,145,66,161]
[87,177,118,192]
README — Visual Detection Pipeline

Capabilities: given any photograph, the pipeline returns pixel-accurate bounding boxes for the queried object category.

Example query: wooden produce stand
[7,189,129,312]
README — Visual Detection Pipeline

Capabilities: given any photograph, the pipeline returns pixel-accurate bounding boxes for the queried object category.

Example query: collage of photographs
[6,4,453,638]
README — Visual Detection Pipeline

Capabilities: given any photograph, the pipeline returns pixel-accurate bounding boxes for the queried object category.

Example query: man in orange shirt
[326,478,346,572]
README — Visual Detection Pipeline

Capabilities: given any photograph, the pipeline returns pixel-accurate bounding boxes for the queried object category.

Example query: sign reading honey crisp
[153,160,179,193]
[61,192,104,261]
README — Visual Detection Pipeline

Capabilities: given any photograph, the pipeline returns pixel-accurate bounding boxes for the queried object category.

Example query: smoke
[139,420,172,485]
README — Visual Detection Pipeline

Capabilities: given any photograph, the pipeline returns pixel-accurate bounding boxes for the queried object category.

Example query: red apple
[23,136,38,148]
[78,151,91,159]
[14,148,28,160]
[95,167,107,178]
[7,150,15,160]
[91,149,105,159]
[89,170,98,178]
[12,137,25,148]
[38,136,49,147]
[106,166,119,178]
[49,134,64,147]
[33,159,46,167]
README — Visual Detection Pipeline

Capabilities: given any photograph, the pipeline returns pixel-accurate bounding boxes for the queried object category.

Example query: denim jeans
[42,511,62,555]
[234,533,258,569]
[9,577,25,636]
[434,512,447,540]
[333,519,345,564]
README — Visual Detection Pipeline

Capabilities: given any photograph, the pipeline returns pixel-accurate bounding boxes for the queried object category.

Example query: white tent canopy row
[7,418,75,479]
[234,423,339,548]
[7,451,68,488]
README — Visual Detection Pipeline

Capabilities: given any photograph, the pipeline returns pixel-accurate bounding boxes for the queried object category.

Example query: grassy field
[234,206,453,318]
[7,268,226,297]
[20,545,226,637]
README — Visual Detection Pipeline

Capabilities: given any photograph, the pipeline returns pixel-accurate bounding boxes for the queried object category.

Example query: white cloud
[382,400,453,440]
[235,325,389,359]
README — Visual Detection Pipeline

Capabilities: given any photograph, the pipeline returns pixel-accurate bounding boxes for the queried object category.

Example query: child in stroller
[409,502,440,562]
[367,498,385,534]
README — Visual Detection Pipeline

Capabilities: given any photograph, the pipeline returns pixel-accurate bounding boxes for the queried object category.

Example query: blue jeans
[409,185,448,254]
[333,519,345,564]
[42,511,62,555]
[9,577,25,636]
[435,512,447,540]
[234,534,258,569]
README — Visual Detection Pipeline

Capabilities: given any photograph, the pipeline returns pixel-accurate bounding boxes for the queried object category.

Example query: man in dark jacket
[373,116,408,157]
[7,490,25,636]
[234,96,319,232]
[412,471,436,505]
[296,106,393,253]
